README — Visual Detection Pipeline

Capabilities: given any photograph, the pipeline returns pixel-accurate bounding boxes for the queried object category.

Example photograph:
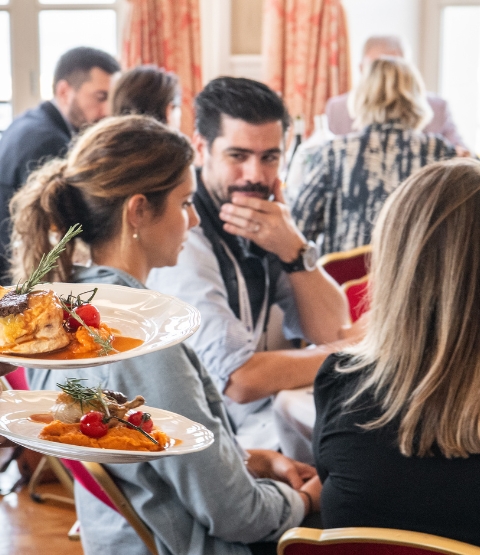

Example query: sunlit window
[440,6,480,153]
[39,10,117,99]
[0,11,12,135]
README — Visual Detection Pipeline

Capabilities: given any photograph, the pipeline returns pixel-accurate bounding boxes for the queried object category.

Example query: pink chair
[62,459,159,555]
[277,527,480,555]
[3,366,29,391]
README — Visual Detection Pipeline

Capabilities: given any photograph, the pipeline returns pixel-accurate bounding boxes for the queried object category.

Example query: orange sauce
[29,413,54,424]
[28,334,143,361]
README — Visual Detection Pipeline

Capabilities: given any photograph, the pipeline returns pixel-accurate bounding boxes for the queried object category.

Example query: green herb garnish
[16,224,83,295]
[57,378,106,413]
[60,300,116,357]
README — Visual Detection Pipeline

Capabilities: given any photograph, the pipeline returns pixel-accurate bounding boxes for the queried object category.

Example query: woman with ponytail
[11,115,319,555]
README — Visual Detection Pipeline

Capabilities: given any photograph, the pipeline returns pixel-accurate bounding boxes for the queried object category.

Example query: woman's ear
[125,194,151,231]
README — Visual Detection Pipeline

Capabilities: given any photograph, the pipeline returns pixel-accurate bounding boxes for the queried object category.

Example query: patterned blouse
[292,121,457,255]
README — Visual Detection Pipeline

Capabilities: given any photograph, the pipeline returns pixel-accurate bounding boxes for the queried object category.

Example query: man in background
[325,35,466,148]
[147,77,350,451]
[0,46,120,284]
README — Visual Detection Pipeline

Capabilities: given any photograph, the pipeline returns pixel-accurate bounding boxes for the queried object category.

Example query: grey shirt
[27,265,305,555]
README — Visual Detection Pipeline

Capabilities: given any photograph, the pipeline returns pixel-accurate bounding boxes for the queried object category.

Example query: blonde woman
[313,158,480,545]
[292,57,458,255]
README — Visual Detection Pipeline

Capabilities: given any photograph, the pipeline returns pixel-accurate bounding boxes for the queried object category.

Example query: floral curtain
[122,0,202,136]
[263,0,351,137]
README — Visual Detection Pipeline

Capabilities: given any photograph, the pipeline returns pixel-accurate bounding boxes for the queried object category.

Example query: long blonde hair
[342,158,480,458]
[10,115,194,283]
[351,57,432,130]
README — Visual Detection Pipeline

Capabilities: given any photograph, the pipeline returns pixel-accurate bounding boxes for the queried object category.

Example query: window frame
[421,0,480,92]
[2,0,122,118]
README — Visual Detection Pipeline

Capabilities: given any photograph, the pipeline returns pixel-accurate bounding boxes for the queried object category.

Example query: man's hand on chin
[219,179,306,261]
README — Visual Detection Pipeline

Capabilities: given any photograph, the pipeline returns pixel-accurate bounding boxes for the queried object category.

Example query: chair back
[318,245,371,286]
[342,276,369,323]
[277,527,480,555]
[4,366,28,390]
[62,459,159,555]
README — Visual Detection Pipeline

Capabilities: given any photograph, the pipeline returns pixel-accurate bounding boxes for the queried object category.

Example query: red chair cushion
[344,280,369,322]
[323,255,369,286]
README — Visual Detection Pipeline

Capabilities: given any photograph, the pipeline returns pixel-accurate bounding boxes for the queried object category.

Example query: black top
[0,101,72,284]
[313,353,480,546]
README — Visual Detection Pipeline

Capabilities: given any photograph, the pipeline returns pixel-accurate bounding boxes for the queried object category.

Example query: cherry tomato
[66,303,101,330]
[62,302,72,321]
[80,411,108,438]
[127,411,154,433]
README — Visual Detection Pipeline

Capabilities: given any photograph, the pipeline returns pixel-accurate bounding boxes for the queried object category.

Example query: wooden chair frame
[278,527,480,555]
[78,461,159,555]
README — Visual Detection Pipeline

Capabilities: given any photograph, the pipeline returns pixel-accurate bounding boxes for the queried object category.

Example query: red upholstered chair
[61,460,159,555]
[277,527,480,555]
[318,246,371,286]
[342,276,369,323]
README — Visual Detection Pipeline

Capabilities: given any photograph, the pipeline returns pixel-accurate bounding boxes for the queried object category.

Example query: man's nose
[242,156,264,183]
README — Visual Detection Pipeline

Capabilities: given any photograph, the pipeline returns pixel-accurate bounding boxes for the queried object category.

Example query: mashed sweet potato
[40,420,170,452]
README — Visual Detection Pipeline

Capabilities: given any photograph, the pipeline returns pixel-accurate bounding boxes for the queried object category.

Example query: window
[2,0,120,135]
[423,0,480,153]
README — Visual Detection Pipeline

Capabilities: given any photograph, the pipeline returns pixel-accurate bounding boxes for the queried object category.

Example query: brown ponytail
[10,114,194,283]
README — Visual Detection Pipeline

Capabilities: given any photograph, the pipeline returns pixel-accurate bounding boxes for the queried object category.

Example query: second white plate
[0,390,214,463]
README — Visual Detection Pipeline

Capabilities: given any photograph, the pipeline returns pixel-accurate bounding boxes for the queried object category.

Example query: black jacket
[0,101,72,284]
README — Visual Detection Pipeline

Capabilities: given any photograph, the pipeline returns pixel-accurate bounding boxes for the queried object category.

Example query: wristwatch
[281,241,318,273]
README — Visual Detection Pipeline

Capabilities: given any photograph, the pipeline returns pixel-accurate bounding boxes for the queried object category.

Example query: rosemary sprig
[60,299,117,357]
[57,378,105,413]
[110,415,159,445]
[16,224,83,295]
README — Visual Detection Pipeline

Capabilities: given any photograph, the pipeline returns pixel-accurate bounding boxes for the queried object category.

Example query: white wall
[342,0,422,85]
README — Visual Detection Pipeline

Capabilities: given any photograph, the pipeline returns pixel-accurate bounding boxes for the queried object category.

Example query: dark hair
[10,115,194,282]
[195,77,290,145]
[111,66,181,124]
[53,46,120,91]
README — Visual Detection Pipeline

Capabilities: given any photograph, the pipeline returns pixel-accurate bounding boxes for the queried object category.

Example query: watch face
[303,243,318,271]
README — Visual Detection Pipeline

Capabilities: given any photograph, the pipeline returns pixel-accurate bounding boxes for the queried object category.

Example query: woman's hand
[246,449,317,490]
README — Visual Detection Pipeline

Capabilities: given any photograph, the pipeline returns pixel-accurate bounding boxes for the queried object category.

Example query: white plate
[0,282,201,369]
[0,390,214,463]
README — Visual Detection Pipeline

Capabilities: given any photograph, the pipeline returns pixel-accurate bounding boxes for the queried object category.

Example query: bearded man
[147,77,350,451]
[0,46,120,284]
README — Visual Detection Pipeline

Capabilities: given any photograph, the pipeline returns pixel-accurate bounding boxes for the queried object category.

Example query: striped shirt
[292,121,457,254]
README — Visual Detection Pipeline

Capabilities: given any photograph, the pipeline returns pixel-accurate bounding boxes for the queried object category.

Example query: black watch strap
[281,241,318,273]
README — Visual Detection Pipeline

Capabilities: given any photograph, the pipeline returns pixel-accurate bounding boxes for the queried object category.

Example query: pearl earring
[132,232,138,240]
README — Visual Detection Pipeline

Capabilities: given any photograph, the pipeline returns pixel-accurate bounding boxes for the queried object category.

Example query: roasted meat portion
[51,389,145,427]
[0,288,70,354]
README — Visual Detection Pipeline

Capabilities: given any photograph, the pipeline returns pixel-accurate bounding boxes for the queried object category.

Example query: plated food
[37,379,170,452]
[0,390,214,463]
[0,224,200,369]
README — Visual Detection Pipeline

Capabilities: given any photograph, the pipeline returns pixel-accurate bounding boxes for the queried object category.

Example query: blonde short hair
[351,57,432,131]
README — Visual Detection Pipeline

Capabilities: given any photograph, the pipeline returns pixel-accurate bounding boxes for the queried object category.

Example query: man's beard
[226,182,272,201]
[66,97,88,131]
